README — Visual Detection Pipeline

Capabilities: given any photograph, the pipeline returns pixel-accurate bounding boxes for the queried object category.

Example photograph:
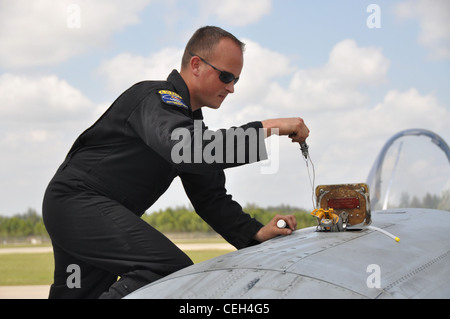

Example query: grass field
[0,253,54,286]
[0,246,233,286]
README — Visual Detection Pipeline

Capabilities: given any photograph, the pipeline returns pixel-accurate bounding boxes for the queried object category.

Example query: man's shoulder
[113,79,173,109]
[125,79,170,95]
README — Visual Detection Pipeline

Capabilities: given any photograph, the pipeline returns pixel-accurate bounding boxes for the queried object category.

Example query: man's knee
[99,269,162,299]
[173,251,194,271]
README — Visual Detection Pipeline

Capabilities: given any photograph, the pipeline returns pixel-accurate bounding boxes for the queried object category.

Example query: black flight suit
[42,70,268,299]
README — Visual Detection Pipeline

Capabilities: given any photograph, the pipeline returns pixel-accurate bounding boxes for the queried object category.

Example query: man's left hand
[253,214,297,242]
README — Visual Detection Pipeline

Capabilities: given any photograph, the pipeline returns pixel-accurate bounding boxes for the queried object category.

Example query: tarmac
[0,285,49,299]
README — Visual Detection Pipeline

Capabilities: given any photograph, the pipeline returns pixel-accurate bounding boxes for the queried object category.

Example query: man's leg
[44,177,193,298]
[89,196,194,298]
[48,243,117,299]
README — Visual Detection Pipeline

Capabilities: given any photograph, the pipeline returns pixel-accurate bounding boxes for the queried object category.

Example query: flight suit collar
[167,70,204,120]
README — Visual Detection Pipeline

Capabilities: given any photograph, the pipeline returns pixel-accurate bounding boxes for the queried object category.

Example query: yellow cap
[395,237,400,242]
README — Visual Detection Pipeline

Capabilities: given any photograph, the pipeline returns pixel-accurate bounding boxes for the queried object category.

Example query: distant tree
[395,191,449,211]
[438,190,450,211]
[0,208,49,239]
[142,204,315,234]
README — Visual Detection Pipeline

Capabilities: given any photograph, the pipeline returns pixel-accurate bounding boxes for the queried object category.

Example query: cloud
[236,39,293,100]
[197,39,449,211]
[0,0,272,70]
[198,0,272,26]
[0,0,151,68]
[96,40,289,133]
[265,39,390,112]
[96,37,292,118]
[396,0,450,59]
[0,73,102,168]
[97,48,184,93]
[0,72,105,215]
[372,88,449,132]
[310,88,450,169]
[0,73,96,125]
[202,38,293,127]
[2,30,448,216]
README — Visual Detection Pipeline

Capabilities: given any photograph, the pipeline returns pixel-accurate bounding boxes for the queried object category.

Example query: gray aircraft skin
[126,129,450,299]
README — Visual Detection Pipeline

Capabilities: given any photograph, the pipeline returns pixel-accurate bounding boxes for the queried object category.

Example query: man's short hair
[181,26,245,69]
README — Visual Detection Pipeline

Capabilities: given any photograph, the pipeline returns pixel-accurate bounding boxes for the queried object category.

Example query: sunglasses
[189,52,239,85]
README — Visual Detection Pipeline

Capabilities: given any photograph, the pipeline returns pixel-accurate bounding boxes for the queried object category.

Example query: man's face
[195,38,243,109]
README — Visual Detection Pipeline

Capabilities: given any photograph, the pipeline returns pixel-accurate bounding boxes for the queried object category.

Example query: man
[43,26,309,299]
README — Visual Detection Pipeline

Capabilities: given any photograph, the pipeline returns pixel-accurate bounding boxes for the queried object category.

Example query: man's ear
[190,56,201,77]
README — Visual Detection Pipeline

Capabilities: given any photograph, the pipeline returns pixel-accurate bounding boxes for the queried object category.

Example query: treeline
[1,205,316,240]
[372,191,450,211]
[0,208,47,240]
[398,191,450,210]
[3,193,448,240]
[142,204,316,233]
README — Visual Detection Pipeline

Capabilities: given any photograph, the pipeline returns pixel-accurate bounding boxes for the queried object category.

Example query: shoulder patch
[158,90,189,110]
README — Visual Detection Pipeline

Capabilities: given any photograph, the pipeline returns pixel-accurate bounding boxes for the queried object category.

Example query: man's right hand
[262,117,309,143]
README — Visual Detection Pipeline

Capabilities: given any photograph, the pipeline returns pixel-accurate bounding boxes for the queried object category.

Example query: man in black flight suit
[43,26,309,299]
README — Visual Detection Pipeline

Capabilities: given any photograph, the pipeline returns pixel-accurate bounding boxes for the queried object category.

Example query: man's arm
[181,170,300,248]
[127,92,268,174]
[180,170,263,249]
[262,117,310,143]
[254,117,309,241]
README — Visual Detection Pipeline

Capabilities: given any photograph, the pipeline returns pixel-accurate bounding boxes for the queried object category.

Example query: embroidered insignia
[158,90,189,109]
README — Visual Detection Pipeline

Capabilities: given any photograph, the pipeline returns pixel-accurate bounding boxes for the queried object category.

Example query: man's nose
[225,82,235,94]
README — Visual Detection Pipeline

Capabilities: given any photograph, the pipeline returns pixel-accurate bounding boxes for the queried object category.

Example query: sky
[0,0,449,217]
